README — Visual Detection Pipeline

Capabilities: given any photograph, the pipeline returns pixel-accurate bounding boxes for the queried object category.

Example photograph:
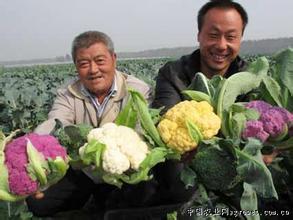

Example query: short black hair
[197,0,248,34]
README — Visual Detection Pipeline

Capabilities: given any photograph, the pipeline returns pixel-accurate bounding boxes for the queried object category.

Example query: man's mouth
[211,53,229,62]
[88,75,103,80]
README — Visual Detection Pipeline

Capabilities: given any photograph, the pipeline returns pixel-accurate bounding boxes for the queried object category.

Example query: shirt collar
[81,74,118,99]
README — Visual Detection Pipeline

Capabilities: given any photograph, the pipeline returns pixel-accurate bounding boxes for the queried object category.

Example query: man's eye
[96,59,105,65]
[209,33,218,39]
[227,35,237,41]
[79,63,89,68]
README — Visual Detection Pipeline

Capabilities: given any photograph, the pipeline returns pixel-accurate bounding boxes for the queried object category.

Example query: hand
[33,190,45,199]
[262,150,279,165]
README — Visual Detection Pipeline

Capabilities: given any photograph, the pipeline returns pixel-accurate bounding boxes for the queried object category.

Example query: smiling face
[197,8,243,78]
[75,42,116,102]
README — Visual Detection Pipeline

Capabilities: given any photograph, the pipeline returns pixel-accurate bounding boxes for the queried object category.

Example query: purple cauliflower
[242,101,293,142]
[242,120,270,142]
[0,132,69,201]
[261,108,287,138]
[245,100,272,115]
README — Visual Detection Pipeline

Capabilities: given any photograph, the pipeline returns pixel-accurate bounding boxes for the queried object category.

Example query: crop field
[0,56,268,134]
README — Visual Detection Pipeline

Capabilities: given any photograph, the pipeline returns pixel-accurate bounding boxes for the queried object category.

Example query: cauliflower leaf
[26,139,48,186]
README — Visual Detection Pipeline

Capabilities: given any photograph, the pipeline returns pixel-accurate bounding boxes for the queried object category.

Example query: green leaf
[180,166,197,189]
[260,76,282,107]
[166,211,178,220]
[130,88,165,148]
[217,71,265,137]
[26,139,48,186]
[240,183,260,220]
[0,201,34,219]
[64,124,92,145]
[115,96,137,128]
[231,112,247,140]
[46,157,69,186]
[228,104,259,139]
[244,108,260,121]
[188,72,211,96]
[273,48,293,96]
[139,147,177,170]
[186,120,203,143]
[0,130,6,153]
[0,130,20,153]
[209,75,224,98]
[217,56,269,120]
[181,90,212,105]
[246,56,270,76]
[236,138,278,199]
[220,72,265,112]
[79,140,106,168]
[149,107,163,125]
[52,121,92,162]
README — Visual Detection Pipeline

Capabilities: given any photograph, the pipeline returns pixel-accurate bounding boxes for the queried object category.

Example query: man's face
[75,42,116,98]
[198,8,243,77]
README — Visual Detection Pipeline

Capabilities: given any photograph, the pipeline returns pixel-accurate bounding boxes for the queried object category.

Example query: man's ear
[113,52,117,67]
[113,52,117,60]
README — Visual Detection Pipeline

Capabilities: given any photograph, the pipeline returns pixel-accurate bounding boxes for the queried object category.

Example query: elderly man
[35,31,152,134]
[26,31,152,217]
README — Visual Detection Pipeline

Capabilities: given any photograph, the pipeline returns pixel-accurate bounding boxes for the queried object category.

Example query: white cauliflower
[86,123,149,175]
[102,145,130,175]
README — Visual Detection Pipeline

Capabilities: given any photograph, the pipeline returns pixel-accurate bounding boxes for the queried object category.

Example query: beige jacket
[35,70,152,134]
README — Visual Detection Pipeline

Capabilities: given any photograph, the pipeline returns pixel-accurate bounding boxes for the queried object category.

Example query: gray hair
[71,31,115,63]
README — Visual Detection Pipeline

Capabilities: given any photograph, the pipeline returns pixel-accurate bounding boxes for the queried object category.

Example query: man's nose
[216,36,228,50]
[89,61,99,73]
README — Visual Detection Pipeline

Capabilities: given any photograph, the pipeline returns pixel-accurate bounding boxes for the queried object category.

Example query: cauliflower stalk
[0,130,69,202]
[157,100,221,153]
[79,122,178,187]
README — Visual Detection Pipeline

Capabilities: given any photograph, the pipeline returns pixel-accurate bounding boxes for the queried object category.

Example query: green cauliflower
[190,142,240,191]
[51,119,92,161]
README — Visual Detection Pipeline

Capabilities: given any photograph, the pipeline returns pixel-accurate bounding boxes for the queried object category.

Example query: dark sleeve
[105,180,158,209]
[151,65,183,113]
[152,160,195,205]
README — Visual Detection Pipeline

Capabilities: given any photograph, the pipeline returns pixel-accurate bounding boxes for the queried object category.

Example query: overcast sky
[1,0,293,61]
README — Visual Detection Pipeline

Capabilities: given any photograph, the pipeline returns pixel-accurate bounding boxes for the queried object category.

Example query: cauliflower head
[86,123,149,175]
[157,100,221,153]
[1,132,69,201]
[243,101,293,142]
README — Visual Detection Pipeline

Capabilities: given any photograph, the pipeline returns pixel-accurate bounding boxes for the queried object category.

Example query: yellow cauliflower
[157,100,221,153]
